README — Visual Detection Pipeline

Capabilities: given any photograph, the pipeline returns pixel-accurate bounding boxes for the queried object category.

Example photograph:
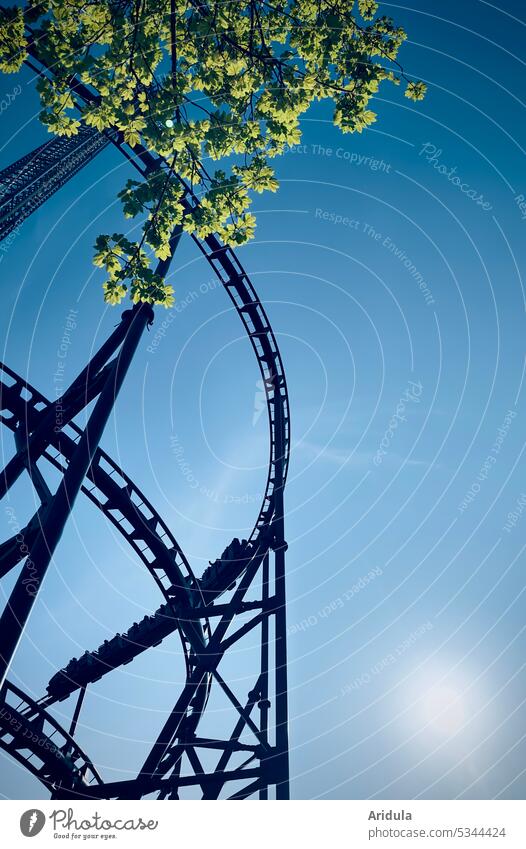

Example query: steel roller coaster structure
[0,32,290,800]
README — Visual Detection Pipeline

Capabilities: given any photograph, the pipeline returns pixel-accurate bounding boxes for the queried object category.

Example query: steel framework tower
[0,43,291,801]
[0,123,110,241]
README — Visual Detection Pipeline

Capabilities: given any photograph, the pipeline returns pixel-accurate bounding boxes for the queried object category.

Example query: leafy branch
[0,0,426,306]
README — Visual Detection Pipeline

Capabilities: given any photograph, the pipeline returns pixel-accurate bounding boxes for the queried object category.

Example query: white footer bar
[3,799,525,848]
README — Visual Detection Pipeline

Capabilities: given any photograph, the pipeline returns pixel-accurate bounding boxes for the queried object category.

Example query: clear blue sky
[1,0,525,799]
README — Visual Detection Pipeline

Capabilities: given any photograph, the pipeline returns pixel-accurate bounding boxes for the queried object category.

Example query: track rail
[0,361,203,664]
[0,680,101,797]
[22,44,291,553]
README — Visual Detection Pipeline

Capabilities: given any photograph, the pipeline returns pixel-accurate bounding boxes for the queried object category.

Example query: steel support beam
[0,303,153,687]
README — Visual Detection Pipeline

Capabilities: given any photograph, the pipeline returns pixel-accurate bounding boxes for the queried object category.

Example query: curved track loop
[0,680,101,798]
[23,45,291,554]
[188,238,291,547]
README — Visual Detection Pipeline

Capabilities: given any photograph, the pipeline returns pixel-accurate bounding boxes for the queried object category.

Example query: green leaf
[13,0,423,308]
[405,80,427,101]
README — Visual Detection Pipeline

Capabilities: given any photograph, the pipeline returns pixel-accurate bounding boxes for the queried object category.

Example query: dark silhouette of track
[0,34,291,799]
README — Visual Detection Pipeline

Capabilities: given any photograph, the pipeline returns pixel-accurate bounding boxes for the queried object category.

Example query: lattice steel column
[0,124,108,241]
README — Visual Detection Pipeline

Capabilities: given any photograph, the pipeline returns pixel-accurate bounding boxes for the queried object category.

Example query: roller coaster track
[0,360,204,660]
[0,32,291,799]
[22,41,292,536]
[0,680,102,798]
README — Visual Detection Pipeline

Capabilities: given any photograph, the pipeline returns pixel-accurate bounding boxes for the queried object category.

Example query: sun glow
[421,684,467,736]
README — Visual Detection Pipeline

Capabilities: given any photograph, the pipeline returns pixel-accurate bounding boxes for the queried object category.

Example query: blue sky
[1,0,526,799]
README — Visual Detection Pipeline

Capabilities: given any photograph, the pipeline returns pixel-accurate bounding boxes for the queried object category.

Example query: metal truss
[0,123,110,241]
